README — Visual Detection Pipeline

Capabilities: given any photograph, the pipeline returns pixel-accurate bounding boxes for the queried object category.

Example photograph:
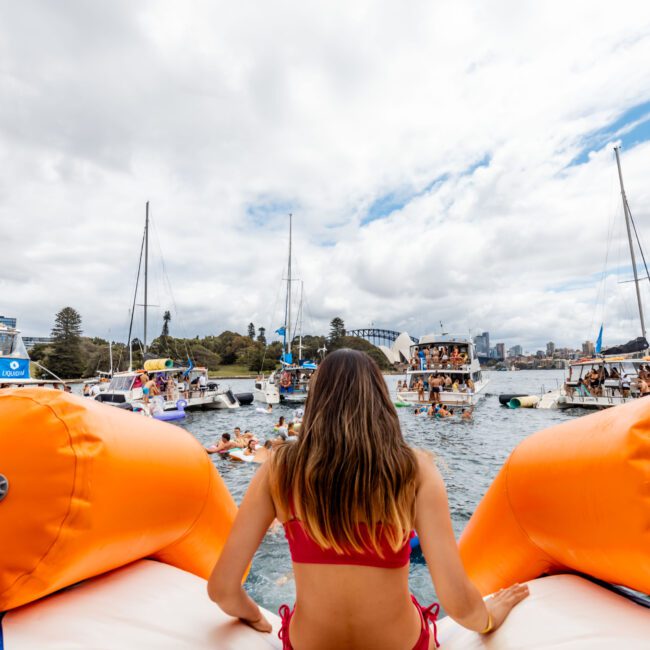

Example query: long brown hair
[269,349,417,555]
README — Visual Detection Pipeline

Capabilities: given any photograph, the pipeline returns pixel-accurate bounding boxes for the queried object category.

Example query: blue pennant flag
[275,326,286,336]
[595,324,603,354]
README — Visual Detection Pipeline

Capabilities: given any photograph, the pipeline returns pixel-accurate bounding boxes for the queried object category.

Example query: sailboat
[538,146,650,410]
[96,203,240,411]
[253,215,318,404]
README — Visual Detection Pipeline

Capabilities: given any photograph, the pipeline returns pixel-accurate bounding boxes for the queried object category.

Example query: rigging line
[627,202,650,283]
[591,162,620,336]
[150,218,195,364]
[127,222,147,355]
[258,265,285,373]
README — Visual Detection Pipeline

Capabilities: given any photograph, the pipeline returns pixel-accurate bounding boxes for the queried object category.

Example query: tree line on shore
[30,309,390,379]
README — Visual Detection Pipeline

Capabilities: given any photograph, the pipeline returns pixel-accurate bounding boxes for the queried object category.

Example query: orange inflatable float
[460,396,650,596]
[0,388,237,611]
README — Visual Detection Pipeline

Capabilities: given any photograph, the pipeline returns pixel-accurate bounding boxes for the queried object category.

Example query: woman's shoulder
[412,448,444,487]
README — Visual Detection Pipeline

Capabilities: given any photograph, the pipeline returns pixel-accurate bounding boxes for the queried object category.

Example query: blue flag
[182,357,194,378]
[275,326,286,336]
[595,324,603,354]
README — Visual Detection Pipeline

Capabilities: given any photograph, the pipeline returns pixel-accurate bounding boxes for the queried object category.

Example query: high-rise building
[582,340,595,356]
[0,315,17,328]
[473,331,490,357]
[546,341,556,357]
[508,345,523,357]
[496,343,505,359]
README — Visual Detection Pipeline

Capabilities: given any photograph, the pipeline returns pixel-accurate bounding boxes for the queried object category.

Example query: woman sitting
[208,349,527,649]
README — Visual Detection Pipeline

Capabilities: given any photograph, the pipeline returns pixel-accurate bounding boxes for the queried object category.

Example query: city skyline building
[0,315,17,328]
[547,341,556,357]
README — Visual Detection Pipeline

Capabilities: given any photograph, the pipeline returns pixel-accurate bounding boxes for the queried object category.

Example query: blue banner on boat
[0,357,30,380]
[281,352,293,364]
[275,326,286,336]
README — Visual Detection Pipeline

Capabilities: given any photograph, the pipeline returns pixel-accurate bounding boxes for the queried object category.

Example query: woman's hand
[485,583,530,632]
[242,612,273,633]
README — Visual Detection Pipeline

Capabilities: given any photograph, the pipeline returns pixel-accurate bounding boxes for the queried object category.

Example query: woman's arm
[414,451,528,633]
[207,462,276,632]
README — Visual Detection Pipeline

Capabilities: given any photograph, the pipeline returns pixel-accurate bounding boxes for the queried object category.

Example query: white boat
[397,333,489,406]
[95,364,240,411]
[254,215,318,405]
[539,147,650,411]
[96,203,239,412]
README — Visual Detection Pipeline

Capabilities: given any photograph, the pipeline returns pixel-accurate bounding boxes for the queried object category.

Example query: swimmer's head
[222,433,231,442]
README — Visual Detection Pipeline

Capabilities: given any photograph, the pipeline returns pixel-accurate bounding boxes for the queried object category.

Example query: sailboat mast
[144,201,149,353]
[298,280,304,361]
[109,339,113,376]
[614,146,646,339]
[285,213,292,358]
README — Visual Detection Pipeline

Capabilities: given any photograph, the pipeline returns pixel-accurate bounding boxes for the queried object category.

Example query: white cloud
[2,0,650,352]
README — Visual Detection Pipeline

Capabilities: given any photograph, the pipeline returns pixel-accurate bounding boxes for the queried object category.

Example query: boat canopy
[600,336,648,356]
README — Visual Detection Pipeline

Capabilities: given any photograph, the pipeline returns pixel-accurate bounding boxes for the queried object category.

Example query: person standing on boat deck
[428,375,437,402]
[208,349,528,648]
[621,374,631,398]
[466,377,475,394]
[165,376,175,400]
[198,373,207,392]
[417,378,425,402]
[431,347,440,367]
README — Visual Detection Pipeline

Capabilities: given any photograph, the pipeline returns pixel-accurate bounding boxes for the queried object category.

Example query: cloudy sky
[2,1,650,352]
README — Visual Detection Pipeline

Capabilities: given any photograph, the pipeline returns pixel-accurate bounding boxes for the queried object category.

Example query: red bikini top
[283,517,413,569]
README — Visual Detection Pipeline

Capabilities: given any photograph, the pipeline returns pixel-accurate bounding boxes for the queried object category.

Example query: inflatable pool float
[152,399,188,422]
[1,389,649,648]
[507,395,539,408]
[228,447,256,463]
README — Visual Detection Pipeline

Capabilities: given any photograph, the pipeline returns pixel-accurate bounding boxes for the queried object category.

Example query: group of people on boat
[131,371,208,403]
[565,364,650,399]
[409,345,468,371]
[398,375,475,401]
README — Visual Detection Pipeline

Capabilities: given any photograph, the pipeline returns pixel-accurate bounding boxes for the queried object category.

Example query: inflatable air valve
[0,388,237,611]
[459,396,650,596]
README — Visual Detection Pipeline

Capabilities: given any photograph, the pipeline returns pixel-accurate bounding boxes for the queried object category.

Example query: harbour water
[181,369,582,614]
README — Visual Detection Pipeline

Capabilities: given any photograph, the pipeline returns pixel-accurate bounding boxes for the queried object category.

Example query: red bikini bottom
[278,595,439,649]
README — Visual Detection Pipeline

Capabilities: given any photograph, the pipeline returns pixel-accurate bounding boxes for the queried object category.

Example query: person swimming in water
[208,349,528,648]
[206,433,237,454]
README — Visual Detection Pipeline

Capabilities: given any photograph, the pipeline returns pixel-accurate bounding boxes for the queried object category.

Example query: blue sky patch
[570,100,650,166]
[245,200,296,227]
[361,155,490,226]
